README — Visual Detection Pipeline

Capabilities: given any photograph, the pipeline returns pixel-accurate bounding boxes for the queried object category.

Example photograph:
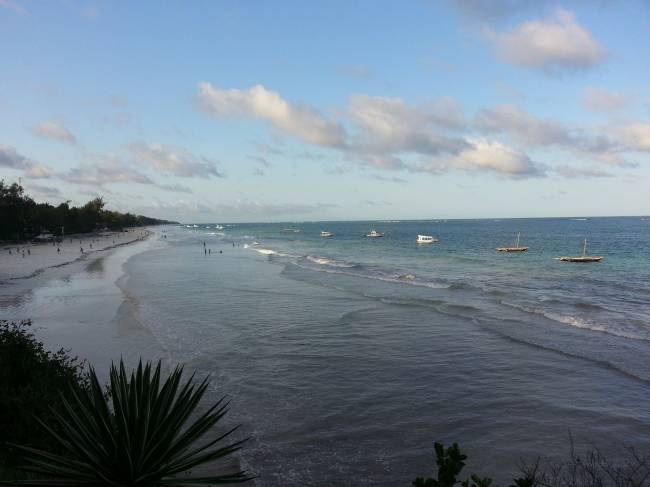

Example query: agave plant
[9,359,253,486]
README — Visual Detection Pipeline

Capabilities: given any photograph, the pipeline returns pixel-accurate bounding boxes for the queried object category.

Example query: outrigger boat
[416,234,438,244]
[559,238,603,263]
[497,232,528,252]
[366,230,384,238]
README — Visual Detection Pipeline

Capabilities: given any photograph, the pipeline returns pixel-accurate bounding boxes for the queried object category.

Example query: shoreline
[0,229,151,284]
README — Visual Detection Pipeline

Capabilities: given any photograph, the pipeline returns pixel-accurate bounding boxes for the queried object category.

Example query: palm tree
[9,359,253,486]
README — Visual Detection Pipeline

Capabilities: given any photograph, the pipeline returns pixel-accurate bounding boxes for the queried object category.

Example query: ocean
[3,217,650,485]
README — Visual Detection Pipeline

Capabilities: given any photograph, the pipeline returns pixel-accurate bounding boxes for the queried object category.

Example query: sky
[1,0,650,222]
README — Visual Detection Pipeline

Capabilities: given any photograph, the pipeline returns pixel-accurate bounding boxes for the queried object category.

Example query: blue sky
[1,0,649,222]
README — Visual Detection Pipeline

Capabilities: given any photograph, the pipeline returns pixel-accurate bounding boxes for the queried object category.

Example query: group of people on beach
[4,230,137,259]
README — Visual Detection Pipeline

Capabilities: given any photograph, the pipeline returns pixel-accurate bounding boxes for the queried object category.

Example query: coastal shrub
[9,359,253,486]
[414,441,650,487]
[0,320,88,466]
[413,442,496,487]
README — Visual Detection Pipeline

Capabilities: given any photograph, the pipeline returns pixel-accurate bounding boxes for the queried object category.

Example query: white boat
[416,234,438,244]
[320,231,333,237]
[366,230,384,238]
[497,232,528,252]
[215,225,224,230]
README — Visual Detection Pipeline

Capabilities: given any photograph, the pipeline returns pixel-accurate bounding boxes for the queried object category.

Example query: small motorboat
[320,231,333,237]
[416,235,438,244]
[366,230,384,238]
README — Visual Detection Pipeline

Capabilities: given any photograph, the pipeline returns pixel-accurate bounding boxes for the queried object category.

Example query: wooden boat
[497,232,528,252]
[559,238,603,263]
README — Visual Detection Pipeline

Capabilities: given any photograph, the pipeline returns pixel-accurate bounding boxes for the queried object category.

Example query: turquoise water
[112,217,650,485]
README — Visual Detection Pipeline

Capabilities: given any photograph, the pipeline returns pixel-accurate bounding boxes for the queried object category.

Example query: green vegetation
[0,320,88,467]
[0,180,173,241]
[0,321,251,485]
[413,442,505,487]
[414,441,650,487]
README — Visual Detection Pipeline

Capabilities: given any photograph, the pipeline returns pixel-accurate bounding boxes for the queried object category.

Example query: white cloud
[475,104,570,146]
[0,145,32,169]
[196,83,347,148]
[128,142,224,178]
[617,124,650,152]
[582,86,628,112]
[488,9,605,72]
[62,157,153,186]
[0,145,57,178]
[25,163,57,179]
[474,104,627,165]
[32,120,77,144]
[425,139,544,178]
[347,94,468,155]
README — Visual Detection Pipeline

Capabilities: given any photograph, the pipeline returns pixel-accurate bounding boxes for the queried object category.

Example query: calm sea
[117,217,650,485]
[9,217,649,486]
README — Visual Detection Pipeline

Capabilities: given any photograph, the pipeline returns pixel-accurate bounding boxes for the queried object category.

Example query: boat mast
[516,232,520,248]
[583,238,587,256]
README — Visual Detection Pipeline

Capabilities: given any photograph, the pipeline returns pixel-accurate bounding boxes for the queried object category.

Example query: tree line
[0,180,174,241]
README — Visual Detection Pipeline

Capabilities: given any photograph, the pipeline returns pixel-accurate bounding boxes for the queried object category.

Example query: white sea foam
[501,300,646,341]
[252,248,277,255]
[306,255,356,268]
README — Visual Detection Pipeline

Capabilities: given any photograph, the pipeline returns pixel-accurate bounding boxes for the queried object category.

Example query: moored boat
[559,238,603,262]
[497,232,528,252]
[416,234,438,244]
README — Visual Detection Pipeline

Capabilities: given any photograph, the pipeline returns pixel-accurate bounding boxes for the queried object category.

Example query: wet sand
[0,229,150,282]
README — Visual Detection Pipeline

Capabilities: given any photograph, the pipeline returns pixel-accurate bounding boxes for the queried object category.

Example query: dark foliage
[413,442,527,487]
[8,359,253,486]
[0,320,88,465]
[0,180,174,241]
[520,443,650,487]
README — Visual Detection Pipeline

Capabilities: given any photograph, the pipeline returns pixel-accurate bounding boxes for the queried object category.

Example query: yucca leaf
[9,358,251,486]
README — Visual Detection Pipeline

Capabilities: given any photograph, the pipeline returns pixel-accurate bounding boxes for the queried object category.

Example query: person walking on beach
[208,249,211,254]
[80,247,84,253]
[57,247,60,254]
[204,248,207,255]
[27,249,30,255]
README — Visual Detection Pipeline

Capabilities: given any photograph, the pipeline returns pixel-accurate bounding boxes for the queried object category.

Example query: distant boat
[559,238,603,263]
[497,232,528,252]
[416,234,438,244]
[281,228,301,233]
[320,231,333,237]
[215,225,224,230]
[366,230,384,238]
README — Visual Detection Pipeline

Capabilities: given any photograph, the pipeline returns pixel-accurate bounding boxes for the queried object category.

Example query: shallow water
[3,218,650,485]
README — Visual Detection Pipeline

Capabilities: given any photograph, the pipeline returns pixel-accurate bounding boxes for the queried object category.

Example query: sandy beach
[0,229,151,282]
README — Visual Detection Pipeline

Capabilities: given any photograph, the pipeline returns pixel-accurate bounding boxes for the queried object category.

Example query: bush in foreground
[0,320,88,465]
[414,441,650,487]
[8,359,253,486]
